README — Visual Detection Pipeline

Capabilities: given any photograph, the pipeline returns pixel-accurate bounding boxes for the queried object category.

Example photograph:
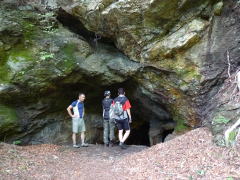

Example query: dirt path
[0,142,146,180]
[1,128,240,180]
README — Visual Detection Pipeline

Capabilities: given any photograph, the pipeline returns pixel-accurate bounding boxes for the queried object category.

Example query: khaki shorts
[72,117,86,133]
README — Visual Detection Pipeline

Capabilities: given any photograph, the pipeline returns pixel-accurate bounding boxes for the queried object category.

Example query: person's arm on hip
[67,105,75,118]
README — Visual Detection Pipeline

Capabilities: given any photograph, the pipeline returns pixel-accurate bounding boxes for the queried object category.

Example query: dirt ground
[0,128,240,180]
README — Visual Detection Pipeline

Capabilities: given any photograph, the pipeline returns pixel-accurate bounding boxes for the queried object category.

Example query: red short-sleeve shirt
[122,100,131,111]
[112,97,131,111]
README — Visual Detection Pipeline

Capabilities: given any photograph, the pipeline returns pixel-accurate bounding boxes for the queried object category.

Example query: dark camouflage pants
[103,119,115,144]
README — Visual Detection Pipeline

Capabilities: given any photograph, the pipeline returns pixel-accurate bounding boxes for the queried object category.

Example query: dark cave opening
[162,129,175,142]
[56,79,175,146]
[126,117,150,146]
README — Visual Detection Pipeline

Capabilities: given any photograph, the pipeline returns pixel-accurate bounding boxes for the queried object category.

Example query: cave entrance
[58,79,175,147]
[55,8,175,146]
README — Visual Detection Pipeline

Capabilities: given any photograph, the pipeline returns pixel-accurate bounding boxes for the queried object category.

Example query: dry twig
[227,50,231,80]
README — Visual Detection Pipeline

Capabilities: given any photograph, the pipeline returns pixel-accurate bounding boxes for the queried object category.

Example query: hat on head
[104,90,111,97]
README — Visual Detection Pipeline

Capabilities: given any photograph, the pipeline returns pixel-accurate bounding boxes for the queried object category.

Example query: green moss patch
[8,45,34,63]
[0,104,18,135]
[174,115,188,133]
[0,64,11,83]
[57,43,78,73]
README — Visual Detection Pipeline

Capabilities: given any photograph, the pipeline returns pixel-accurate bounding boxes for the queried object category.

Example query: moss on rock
[0,104,18,136]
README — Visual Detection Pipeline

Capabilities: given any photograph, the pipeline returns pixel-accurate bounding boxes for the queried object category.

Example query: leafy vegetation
[13,140,22,145]
[228,130,238,143]
[196,169,205,176]
[40,51,54,60]
[212,115,231,125]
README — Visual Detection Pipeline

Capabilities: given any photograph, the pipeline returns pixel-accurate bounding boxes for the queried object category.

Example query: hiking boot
[119,142,127,149]
[81,143,88,147]
[73,144,80,148]
[109,142,113,147]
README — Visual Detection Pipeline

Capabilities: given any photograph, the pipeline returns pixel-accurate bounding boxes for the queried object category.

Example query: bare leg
[72,133,77,145]
[122,130,130,143]
[81,132,85,144]
[119,130,123,142]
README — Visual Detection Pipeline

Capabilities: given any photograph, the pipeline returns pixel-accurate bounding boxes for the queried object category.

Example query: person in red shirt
[113,88,132,149]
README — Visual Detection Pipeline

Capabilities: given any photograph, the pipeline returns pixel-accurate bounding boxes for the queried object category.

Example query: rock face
[64,0,219,131]
[0,0,239,146]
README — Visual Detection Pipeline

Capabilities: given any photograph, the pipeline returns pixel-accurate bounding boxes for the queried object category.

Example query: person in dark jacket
[102,90,115,147]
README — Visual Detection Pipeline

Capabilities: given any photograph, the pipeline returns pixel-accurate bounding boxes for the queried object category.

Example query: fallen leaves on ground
[0,128,240,180]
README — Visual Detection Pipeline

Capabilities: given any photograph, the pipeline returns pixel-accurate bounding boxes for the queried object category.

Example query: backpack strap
[115,96,127,106]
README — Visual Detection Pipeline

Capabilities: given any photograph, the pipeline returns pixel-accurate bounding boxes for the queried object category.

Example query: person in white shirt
[67,93,88,148]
